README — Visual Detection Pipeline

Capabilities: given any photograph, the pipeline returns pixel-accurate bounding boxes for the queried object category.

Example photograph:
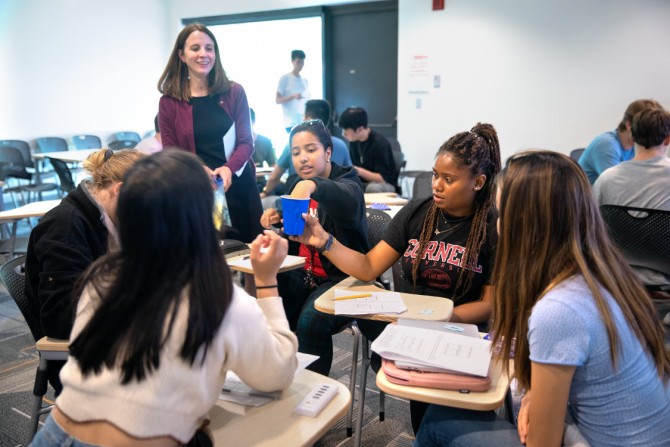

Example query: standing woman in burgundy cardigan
[158,23,264,242]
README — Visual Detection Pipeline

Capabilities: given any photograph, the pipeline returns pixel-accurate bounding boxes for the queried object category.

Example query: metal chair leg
[504,388,515,424]
[27,356,49,444]
[352,336,370,447]
[379,390,385,421]
[347,324,361,437]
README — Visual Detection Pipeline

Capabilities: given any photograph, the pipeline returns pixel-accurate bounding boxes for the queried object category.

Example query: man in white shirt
[276,50,310,132]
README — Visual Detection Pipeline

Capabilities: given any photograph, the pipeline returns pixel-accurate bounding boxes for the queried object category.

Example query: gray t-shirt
[529,275,670,446]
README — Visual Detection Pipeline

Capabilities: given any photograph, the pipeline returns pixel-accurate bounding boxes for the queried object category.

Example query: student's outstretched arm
[291,213,400,282]
[449,285,492,324]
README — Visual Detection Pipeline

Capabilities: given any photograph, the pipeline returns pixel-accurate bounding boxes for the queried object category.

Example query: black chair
[600,204,670,324]
[570,148,585,161]
[0,255,68,444]
[111,131,141,143]
[0,146,59,205]
[386,136,404,195]
[0,139,34,169]
[47,157,76,195]
[35,137,69,181]
[412,171,433,200]
[600,205,670,290]
[108,140,138,150]
[71,134,101,150]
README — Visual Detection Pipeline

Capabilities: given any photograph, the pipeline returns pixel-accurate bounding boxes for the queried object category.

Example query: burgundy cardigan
[158,82,254,175]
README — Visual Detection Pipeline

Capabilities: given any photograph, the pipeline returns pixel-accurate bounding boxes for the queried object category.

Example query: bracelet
[255,284,278,289]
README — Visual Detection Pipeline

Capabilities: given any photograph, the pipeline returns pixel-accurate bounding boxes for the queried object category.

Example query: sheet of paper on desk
[371,324,492,377]
[333,289,407,315]
[218,352,319,406]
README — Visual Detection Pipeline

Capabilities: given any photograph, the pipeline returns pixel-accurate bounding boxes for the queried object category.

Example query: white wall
[0,0,171,143]
[3,0,669,163]
[397,0,670,169]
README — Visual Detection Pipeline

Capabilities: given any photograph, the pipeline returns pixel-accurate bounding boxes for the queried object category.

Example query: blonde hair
[83,149,145,190]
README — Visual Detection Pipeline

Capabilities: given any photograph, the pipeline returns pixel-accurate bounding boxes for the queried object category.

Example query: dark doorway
[325,1,398,140]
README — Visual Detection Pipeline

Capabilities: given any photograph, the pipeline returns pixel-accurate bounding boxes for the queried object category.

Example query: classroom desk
[314,275,453,322]
[364,193,408,206]
[376,360,513,412]
[0,200,60,256]
[315,276,453,446]
[32,149,99,163]
[209,369,351,447]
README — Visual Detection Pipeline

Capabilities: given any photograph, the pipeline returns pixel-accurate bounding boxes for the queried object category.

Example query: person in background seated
[593,107,670,289]
[294,123,501,429]
[250,107,277,193]
[158,22,263,243]
[260,119,367,376]
[415,151,670,447]
[578,98,662,184]
[134,115,163,154]
[30,150,298,447]
[261,99,352,208]
[250,108,276,168]
[338,106,397,193]
[276,49,310,132]
[25,148,145,394]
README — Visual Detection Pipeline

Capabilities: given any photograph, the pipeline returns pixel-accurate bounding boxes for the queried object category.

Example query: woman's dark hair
[337,107,368,130]
[158,23,231,102]
[411,123,501,300]
[631,107,670,149]
[289,119,333,153]
[69,150,233,383]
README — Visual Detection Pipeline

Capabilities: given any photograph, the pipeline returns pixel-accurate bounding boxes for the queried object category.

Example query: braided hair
[410,123,501,300]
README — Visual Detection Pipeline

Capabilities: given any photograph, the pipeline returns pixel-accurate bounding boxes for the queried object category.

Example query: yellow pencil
[334,293,373,301]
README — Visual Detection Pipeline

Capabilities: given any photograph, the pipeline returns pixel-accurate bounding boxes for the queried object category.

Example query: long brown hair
[492,150,670,391]
[158,23,231,102]
[411,123,501,300]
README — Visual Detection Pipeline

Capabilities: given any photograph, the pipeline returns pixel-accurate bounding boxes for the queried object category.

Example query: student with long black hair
[30,150,298,447]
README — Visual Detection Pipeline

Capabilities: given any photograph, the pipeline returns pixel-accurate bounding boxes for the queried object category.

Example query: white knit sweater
[57,284,298,443]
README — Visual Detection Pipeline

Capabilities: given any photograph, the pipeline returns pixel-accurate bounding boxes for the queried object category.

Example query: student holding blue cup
[260,119,368,376]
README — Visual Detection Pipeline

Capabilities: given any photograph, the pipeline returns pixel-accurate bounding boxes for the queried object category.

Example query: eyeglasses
[291,119,327,133]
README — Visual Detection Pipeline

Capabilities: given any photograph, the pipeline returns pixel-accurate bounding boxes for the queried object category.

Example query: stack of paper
[219,352,319,406]
[333,289,407,315]
[371,324,492,377]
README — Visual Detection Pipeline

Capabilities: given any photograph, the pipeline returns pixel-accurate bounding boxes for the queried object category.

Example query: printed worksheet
[333,289,407,315]
[371,324,492,377]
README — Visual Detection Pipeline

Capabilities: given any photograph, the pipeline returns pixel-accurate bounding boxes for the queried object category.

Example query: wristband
[317,233,334,254]
[255,285,278,289]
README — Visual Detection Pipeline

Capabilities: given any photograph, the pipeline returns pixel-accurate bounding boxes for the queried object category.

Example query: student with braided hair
[293,122,501,430]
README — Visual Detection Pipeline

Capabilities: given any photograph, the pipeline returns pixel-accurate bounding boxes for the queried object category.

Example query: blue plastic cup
[281,195,311,235]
